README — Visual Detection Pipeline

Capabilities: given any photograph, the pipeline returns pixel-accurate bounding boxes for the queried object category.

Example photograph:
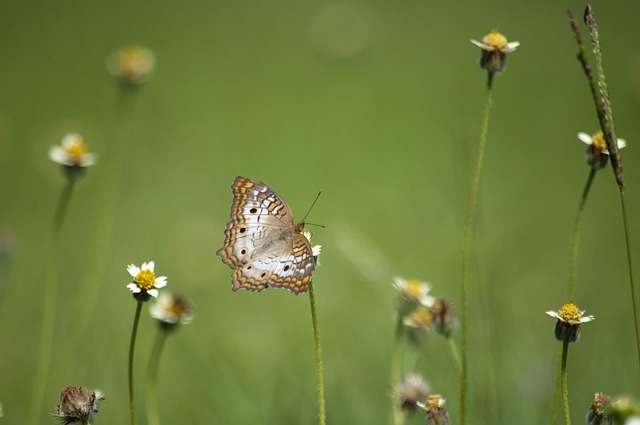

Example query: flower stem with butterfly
[217,176,326,425]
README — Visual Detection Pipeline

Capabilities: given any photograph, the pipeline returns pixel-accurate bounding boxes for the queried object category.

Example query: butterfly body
[217,176,317,294]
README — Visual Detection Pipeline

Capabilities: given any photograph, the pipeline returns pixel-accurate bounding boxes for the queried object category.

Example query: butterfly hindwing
[268,233,316,294]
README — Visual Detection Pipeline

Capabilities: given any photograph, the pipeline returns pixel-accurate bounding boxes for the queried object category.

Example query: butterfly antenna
[305,222,326,229]
[300,189,323,224]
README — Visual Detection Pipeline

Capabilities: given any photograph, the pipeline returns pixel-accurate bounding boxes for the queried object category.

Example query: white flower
[107,44,156,85]
[392,277,436,308]
[150,292,194,326]
[578,131,626,154]
[49,133,97,168]
[126,261,167,298]
[470,33,519,53]
[545,302,594,325]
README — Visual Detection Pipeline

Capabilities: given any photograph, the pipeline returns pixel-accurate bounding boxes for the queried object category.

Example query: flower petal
[148,288,159,298]
[142,261,155,272]
[470,39,487,49]
[155,277,167,288]
[127,283,141,293]
[545,310,560,319]
[127,264,140,277]
[577,132,592,145]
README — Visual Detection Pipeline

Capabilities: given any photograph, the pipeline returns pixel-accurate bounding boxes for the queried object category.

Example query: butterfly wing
[267,232,316,294]
[217,176,296,292]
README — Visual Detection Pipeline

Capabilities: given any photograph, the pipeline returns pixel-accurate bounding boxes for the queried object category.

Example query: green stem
[390,315,405,425]
[146,329,168,425]
[550,346,563,425]
[567,169,596,300]
[447,338,462,378]
[460,71,494,425]
[27,178,76,425]
[619,192,640,370]
[308,281,326,425]
[129,301,143,425]
[560,342,571,425]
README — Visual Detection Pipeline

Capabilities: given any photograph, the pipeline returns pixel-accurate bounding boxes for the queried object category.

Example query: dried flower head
[49,133,97,179]
[395,373,430,412]
[546,302,594,343]
[430,298,457,338]
[126,261,167,302]
[587,393,614,425]
[150,292,194,331]
[418,394,449,425]
[470,31,519,74]
[578,131,627,169]
[54,386,104,424]
[107,45,155,85]
[393,277,436,317]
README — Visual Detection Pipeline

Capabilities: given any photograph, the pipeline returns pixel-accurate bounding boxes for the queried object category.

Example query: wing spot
[250,208,258,214]
[261,272,267,278]
[239,227,246,233]
[246,265,252,270]
[241,248,247,255]
[284,265,290,272]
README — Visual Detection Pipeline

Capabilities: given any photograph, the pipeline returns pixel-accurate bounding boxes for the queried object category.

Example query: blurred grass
[0,0,639,423]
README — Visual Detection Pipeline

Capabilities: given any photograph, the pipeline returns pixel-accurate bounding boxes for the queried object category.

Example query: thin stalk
[390,315,405,425]
[570,7,639,371]
[308,281,326,425]
[27,177,76,425]
[550,346,563,425]
[567,169,596,299]
[146,329,168,425]
[447,338,462,378]
[620,192,640,369]
[129,301,143,425]
[560,342,571,425]
[460,71,494,425]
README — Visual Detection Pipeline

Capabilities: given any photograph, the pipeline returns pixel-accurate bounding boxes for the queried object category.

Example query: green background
[1,0,639,423]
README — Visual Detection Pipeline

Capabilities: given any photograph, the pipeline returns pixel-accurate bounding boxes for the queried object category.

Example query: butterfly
[217,176,319,294]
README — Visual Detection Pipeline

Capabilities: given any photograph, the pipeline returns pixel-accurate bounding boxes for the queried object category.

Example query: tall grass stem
[460,72,494,425]
[146,329,168,425]
[129,301,143,425]
[27,177,76,425]
[567,169,596,299]
[560,342,571,425]
[308,280,326,425]
[390,315,405,425]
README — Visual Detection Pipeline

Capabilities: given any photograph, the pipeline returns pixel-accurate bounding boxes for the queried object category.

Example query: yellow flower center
[426,394,445,410]
[404,280,424,300]
[591,131,608,152]
[406,306,433,328]
[135,270,156,290]
[167,299,188,316]
[67,141,87,157]
[482,31,508,50]
[558,302,582,322]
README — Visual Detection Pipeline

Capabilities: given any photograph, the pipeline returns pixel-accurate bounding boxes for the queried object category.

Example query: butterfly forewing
[217,176,317,294]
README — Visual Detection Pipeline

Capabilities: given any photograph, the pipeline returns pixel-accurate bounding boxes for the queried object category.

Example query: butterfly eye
[249,208,257,214]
